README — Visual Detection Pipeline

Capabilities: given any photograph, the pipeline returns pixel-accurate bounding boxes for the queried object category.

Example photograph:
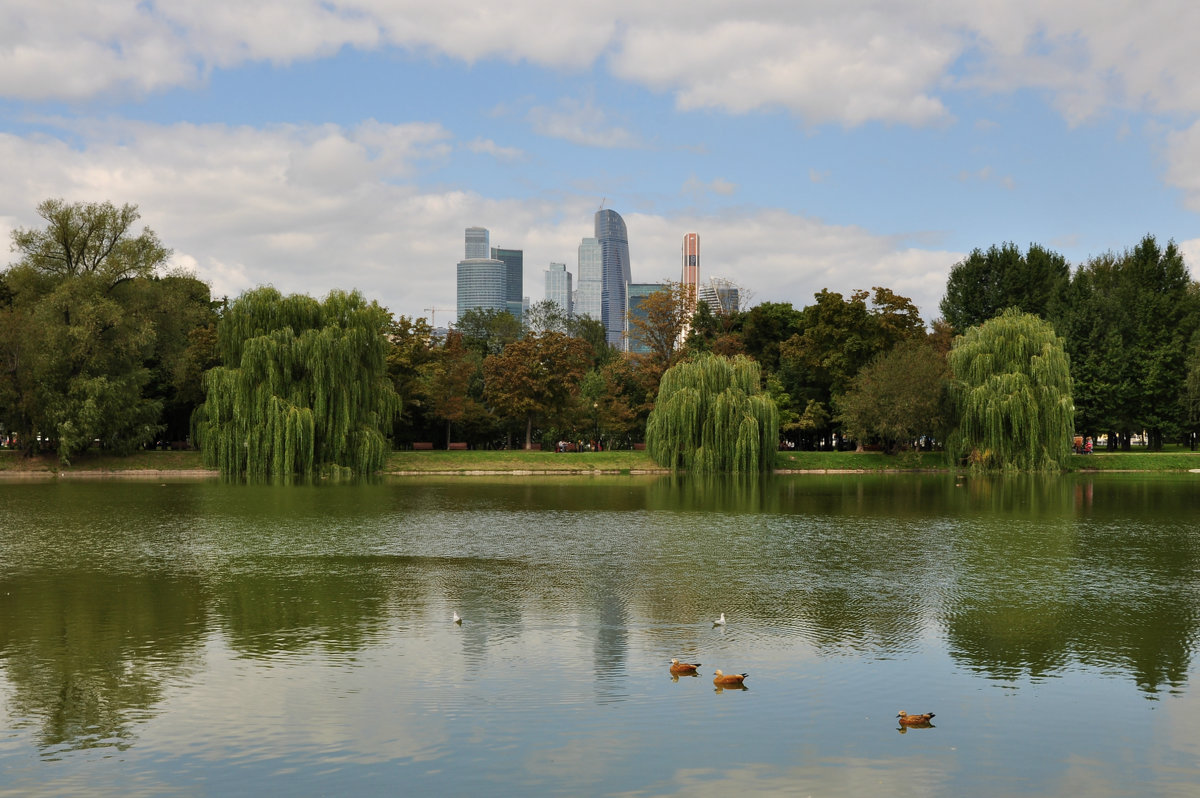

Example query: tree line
[2,199,1198,473]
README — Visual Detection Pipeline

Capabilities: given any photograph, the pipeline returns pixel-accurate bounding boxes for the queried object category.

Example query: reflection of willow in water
[0,571,208,753]
[646,474,777,514]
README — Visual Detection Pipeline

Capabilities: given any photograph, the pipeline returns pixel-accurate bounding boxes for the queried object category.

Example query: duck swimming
[669,658,701,675]
[712,669,748,686]
[896,711,935,725]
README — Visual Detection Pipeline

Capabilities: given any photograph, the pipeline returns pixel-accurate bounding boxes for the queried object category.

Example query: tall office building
[681,233,700,291]
[595,208,631,348]
[576,237,602,323]
[545,262,573,317]
[465,227,490,259]
[457,227,506,322]
[491,246,524,323]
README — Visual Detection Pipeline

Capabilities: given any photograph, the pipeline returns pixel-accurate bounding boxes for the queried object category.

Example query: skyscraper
[465,227,490,259]
[576,237,602,323]
[595,208,631,348]
[457,227,506,322]
[545,262,573,317]
[681,233,700,290]
[491,246,524,323]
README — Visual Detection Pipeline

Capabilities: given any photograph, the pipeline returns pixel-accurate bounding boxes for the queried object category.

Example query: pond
[1,473,1198,796]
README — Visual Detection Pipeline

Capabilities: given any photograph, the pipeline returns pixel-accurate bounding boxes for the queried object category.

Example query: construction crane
[424,306,451,327]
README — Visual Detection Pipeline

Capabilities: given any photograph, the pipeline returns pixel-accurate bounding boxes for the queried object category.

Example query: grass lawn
[0,449,212,472]
[0,445,1193,474]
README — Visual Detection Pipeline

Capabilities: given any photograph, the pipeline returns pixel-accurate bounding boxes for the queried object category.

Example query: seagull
[453,612,462,625]
[713,613,726,627]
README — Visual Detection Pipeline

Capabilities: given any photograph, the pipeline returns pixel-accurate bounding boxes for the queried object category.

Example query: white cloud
[682,176,737,198]
[527,98,642,149]
[464,138,525,161]
[6,3,1200,128]
[1165,121,1200,213]
[0,119,960,325]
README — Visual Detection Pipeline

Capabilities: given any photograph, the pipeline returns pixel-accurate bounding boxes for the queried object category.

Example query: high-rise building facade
[595,209,631,348]
[457,227,506,322]
[545,262,573,317]
[681,233,700,291]
[491,246,524,323]
[576,237,602,323]
[465,227,490,259]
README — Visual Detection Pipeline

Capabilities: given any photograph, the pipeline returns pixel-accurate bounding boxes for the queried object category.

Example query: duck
[896,711,935,725]
[453,612,462,625]
[669,658,701,675]
[713,613,726,627]
[712,669,748,686]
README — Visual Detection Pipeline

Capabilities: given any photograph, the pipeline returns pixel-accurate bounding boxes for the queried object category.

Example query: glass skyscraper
[544,262,573,317]
[576,237,602,323]
[595,209,631,348]
[457,227,506,322]
[491,246,524,324]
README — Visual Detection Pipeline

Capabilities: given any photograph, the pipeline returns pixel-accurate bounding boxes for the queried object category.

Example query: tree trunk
[445,420,451,450]
[524,413,533,450]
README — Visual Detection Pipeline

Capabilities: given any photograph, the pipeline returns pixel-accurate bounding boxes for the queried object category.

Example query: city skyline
[2,4,1199,327]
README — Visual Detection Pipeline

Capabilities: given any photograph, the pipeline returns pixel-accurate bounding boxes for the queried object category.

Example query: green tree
[483,331,592,449]
[948,308,1074,471]
[739,301,804,372]
[940,242,1069,334]
[835,338,950,453]
[645,353,779,473]
[1062,236,1199,449]
[386,314,436,438]
[778,287,925,448]
[193,287,398,476]
[456,308,522,357]
[3,199,171,461]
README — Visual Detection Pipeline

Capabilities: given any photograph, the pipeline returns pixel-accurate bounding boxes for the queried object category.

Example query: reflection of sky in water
[0,474,1199,795]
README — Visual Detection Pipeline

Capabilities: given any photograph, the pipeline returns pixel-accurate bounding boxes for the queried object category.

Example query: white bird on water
[453,612,462,625]
[714,613,726,627]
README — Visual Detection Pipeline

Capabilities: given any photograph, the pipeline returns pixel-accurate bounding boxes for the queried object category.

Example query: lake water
[1,473,1199,796]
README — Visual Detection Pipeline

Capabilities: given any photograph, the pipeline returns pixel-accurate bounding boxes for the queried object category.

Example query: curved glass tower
[594,209,631,348]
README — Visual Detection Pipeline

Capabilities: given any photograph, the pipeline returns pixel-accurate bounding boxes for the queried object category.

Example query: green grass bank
[0,447,1195,475]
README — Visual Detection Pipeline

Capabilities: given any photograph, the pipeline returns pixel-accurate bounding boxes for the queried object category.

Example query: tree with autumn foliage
[483,331,592,449]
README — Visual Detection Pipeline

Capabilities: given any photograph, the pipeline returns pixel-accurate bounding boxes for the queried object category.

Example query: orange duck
[669,658,701,675]
[712,669,748,686]
[896,711,935,726]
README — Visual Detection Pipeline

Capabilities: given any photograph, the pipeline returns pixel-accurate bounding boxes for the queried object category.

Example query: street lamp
[592,402,599,452]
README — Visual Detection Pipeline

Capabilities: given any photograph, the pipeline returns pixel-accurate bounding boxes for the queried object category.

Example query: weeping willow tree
[192,287,399,477]
[948,308,1074,472]
[645,353,779,473]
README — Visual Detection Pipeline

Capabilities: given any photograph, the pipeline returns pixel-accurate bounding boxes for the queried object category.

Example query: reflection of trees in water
[941,479,1200,694]
[215,557,394,655]
[0,571,207,752]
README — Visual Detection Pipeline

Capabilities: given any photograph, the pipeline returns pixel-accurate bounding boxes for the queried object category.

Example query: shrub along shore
[0,448,1197,475]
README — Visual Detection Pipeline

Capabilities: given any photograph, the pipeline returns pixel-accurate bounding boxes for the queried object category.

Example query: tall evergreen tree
[940,242,1069,334]
[193,287,398,476]
[1062,236,1198,449]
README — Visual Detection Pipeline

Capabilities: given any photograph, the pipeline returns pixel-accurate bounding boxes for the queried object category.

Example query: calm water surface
[1,473,1199,796]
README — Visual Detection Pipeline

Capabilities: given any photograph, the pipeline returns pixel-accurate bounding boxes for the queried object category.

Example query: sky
[2,1,1198,326]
